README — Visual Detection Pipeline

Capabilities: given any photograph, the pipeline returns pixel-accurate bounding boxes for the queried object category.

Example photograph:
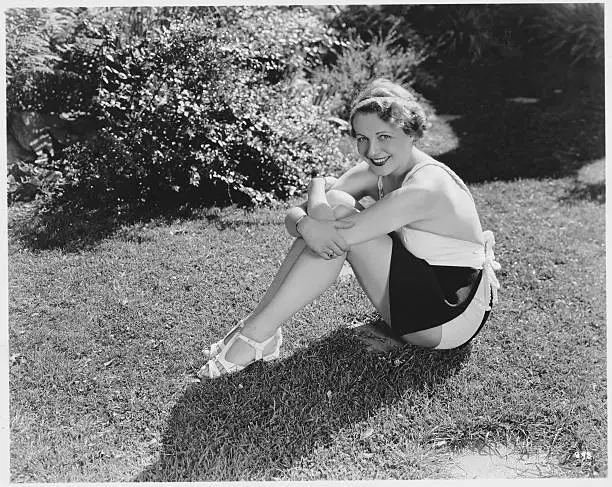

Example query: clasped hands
[298,201,354,260]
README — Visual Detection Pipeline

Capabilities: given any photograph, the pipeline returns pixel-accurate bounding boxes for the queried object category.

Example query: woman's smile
[370,155,390,166]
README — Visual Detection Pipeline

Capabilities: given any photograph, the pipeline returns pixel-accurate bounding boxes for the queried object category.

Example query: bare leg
[343,228,442,348]
[200,190,441,377]
[209,237,308,350]
[198,242,347,375]
[328,190,442,348]
[201,237,309,362]
[248,238,309,317]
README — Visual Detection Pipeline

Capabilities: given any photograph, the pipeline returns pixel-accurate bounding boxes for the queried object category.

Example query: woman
[198,78,500,379]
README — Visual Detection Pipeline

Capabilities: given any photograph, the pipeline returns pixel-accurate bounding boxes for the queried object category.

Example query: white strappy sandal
[203,321,282,359]
[198,326,283,379]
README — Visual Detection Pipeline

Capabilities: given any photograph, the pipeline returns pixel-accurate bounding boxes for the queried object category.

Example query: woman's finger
[331,234,349,253]
[318,248,332,259]
[328,242,344,256]
[322,247,337,259]
[334,219,355,229]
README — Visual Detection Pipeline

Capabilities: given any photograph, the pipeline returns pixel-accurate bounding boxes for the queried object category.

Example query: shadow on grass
[135,325,472,481]
[560,180,605,205]
[8,203,125,253]
[7,200,266,253]
[419,60,605,183]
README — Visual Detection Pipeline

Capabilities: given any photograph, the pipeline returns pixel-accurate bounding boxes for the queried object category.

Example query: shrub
[7,159,63,204]
[6,7,94,114]
[335,4,605,69]
[525,3,604,67]
[6,7,220,114]
[330,5,527,65]
[44,8,347,211]
[307,29,428,121]
[328,5,426,53]
[399,5,515,64]
[9,6,348,210]
[215,6,340,82]
[429,6,500,62]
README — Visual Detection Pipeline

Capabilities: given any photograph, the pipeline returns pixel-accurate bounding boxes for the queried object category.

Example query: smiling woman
[197,78,501,379]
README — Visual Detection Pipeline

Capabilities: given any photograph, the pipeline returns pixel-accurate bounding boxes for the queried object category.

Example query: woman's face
[352,112,414,177]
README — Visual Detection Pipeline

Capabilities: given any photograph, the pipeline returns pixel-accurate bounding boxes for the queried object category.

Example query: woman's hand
[307,201,336,222]
[297,215,354,259]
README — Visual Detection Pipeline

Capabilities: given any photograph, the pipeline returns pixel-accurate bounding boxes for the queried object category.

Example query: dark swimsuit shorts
[388,232,491,346]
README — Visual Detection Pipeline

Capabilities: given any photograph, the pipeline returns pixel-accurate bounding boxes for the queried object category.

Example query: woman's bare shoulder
[405,161,449,191]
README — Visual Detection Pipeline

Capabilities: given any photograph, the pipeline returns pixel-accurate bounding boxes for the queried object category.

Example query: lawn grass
[7,58,606,481]
[8,171,606,481]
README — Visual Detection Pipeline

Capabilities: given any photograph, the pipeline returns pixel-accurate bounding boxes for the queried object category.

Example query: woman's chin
[368,163,392,175]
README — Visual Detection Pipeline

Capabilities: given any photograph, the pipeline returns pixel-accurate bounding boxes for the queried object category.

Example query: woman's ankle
[240,319,278,342]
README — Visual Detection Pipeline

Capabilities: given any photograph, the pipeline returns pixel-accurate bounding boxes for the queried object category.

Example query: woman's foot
[198,326,283,379]
[203,320,245,359]
[203,322,282,359]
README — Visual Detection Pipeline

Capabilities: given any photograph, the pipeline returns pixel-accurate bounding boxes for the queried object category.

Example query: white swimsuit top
[377,160,501,306]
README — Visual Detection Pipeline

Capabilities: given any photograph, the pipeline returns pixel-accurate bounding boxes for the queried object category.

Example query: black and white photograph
[3,1,607,483]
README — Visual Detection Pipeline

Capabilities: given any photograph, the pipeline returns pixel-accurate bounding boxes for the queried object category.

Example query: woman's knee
[327,189,359,219]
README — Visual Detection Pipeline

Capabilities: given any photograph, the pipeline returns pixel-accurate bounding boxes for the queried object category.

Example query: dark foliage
[525,3,605,67]
[330,4,604,68]
[9,7,347,211]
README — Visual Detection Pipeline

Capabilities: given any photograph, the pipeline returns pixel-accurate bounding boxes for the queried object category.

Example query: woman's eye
[379,134,391,140]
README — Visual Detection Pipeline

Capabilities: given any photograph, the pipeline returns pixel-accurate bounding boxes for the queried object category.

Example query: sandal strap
[204,354,244,379]
[237,332,278,361]
[206,357,221,379]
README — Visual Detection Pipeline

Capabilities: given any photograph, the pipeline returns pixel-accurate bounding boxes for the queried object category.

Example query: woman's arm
[338,175,441,246]
[285,191,354,258]
[285,201,308,238]
[285,162,375,236]
[284,177,336,237]
[328,161,377,200]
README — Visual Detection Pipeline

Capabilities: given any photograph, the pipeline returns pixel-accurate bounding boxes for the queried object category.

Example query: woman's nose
[366,140,379,157]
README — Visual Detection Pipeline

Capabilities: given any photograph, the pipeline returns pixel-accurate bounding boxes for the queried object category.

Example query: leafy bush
[43,8,347,211]
[307,29,428,121]
[329,4,508,63]
[7,159,63,204]
[215,6,340,82]
[526,3,604,67]
[328,5,426,53]
[6,7,93,114]
[428,6,500,62]
[334,4,605,68]
[328,5,523,65]
[6,7,195,205]
[395,5,518,64]
[6,7,215,114]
